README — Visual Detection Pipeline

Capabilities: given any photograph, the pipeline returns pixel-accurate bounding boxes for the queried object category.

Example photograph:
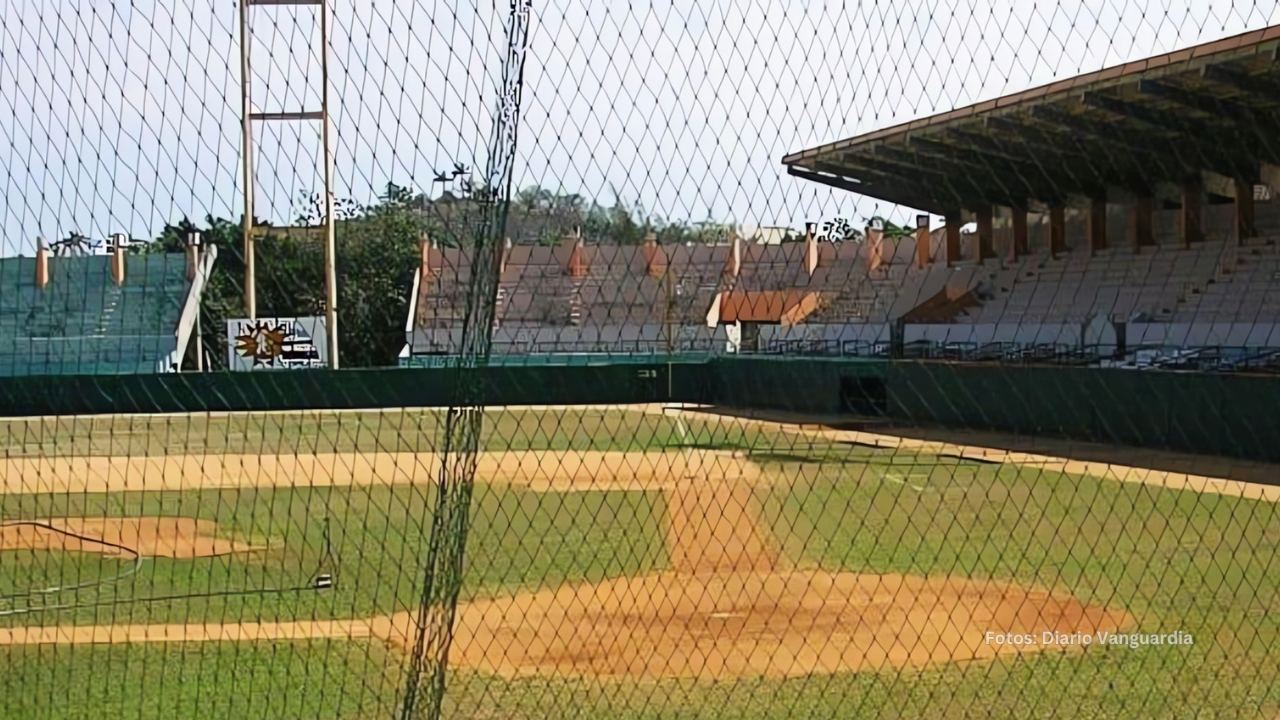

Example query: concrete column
[643,231,665,278]
[419,233,434,283]
[1011,206,1029,259]
[1181,177,1203,247]
[915,214,931,268]
[567,227,587,278]
[944,210,963,266]
[1131,195,1154,250]
[35,239,49,289]
[1049,205,1066,256]
[805,227,820,276]
[496,236,510,277]
[724,232,741,278]
[975,207,995,261]
[1235,177,1256,244]
[1088,195,1107,254]
[109,233,128,286]
[185,230,202,281]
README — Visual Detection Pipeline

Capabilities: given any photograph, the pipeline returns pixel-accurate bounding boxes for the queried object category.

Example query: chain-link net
[2,1,1280,718]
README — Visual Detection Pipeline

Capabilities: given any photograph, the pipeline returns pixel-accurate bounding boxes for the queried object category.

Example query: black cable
[0,520,144,601]
[0,516,338,619]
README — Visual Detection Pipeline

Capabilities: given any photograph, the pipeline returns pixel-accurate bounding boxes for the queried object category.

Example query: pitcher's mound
[0,517,261,559]
[375,570,1131,680]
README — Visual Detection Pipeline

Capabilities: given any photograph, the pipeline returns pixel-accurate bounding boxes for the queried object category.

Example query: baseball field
[0,404,1276,719]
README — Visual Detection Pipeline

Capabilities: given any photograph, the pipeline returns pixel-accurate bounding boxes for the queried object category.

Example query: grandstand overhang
[783,25,1280,215]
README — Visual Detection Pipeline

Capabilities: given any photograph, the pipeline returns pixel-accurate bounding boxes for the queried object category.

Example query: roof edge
[782,23,1280,165]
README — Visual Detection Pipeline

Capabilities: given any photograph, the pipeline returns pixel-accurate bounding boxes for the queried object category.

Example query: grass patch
[0,640,398,720]
[0,483,666,626]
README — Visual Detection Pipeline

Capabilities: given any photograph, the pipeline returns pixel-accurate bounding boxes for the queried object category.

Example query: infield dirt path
[0,517,260,559]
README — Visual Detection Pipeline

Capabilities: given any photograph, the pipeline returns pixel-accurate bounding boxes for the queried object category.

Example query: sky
[1,0,1279,255]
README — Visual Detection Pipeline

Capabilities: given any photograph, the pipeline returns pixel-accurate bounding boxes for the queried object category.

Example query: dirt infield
[411,571,1128,679]
[0,449,745,494]
[0,446,1131,680]
[389,447,1129,679]
[0,517,260,559]
[665,468,778,574]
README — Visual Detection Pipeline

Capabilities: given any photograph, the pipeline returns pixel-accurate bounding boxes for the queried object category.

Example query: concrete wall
[1128,322,1280,348]
[409,323,729,355]
[758,322,891,348]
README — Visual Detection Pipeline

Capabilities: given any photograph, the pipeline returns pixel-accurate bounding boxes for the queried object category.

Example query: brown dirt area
[378,447,1130,679]
[0,517,261,558]
[0,446,1132,680]
[0,449,750,494]
[395,570,1128,679]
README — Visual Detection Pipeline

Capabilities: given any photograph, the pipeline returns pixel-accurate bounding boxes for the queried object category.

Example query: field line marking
[883,471,927,492]
[673,410,1280,504]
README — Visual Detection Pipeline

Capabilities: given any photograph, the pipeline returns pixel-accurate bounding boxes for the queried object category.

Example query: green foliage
[153,186,427,368]
[865,215,916,239]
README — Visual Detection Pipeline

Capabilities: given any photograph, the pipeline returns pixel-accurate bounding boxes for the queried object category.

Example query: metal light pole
[238,0,255,320]
[319,0,339,369]
[237,0,339,367]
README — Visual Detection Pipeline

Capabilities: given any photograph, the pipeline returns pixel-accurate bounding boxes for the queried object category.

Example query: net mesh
[1,1,1279,719]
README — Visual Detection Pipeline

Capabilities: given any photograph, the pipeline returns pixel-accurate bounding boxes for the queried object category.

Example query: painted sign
[226,317,327,370]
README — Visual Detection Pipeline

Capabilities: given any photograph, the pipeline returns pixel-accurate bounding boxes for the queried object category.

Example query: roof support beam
[1202,64,1280,100]
[827,154,997,209]
[1030,106,1255,181]
[982,115,1155,191]
[928,127,1105,170]
[900,136,1072,202]
[1137,79,1280,164]
[1082,91,1276,170]
[874,144,1061,205]
[1030,106,1171,155]
[1081,91,1215,135]
[785,166,946,214]
[1137,79,1256,121]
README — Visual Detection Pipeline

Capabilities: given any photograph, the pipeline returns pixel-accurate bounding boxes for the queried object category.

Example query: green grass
[0,407,773,456]
[0,483,668,626]
[0,407,1277,718]
[751,459,1280,718]
[0,641,400,720]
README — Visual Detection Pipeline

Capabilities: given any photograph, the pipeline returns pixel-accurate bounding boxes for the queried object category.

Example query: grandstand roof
[0,253,197,376]
[783,24,1280,213]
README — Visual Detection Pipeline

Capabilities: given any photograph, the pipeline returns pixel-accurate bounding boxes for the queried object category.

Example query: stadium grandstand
[404,24,1280,373]
[0,237,216,376]
[783,24,1280,371]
